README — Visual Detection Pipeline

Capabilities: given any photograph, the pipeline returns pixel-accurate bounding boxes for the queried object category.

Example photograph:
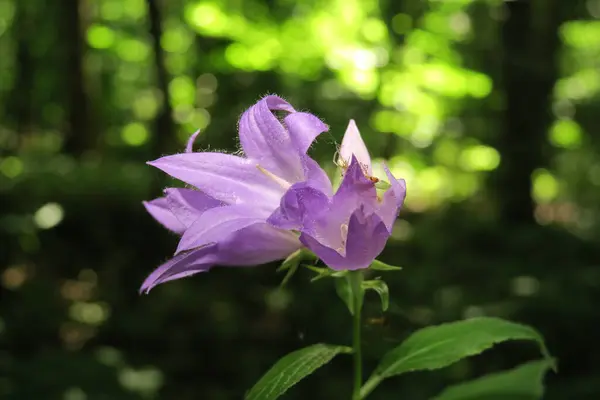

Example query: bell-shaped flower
[268,120,406,270]
[141,96,331,292]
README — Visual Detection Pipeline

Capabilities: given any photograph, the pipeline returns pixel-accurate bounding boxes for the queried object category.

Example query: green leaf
[335,275,354,314]
[370,259,402,271]
[432,359,554,400]
[245,344,352,400]
[362,279,389,311]
[361,317,552,398]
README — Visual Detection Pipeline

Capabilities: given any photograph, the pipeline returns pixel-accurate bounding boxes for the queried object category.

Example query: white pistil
[256,165,292,190]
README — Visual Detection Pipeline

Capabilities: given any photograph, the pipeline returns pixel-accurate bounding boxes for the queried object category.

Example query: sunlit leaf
[245,344,352,400]
[432,359,554,400]
[361,317,552,398]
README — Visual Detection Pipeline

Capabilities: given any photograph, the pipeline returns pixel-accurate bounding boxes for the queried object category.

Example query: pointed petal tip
[147,154,178,168]
[340,119,372,175]
[139,278,154,294]
[142,200,157,212]
[185,130,201,153]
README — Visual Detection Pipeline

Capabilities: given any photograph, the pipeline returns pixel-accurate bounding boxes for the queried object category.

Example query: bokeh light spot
[459,145,500,171]
[118,367,164,395]
[69,302,111,326]
[99,0,123,21]
[116,39,150,63]
[161,27,193,53]
[87,25,116,49]
[392,14,412,34]
[169,76,196,105]
[63,387,87,400]
[133,91,161,120]
[362,18,388,42]
[549,119,582,149]
[0,156,24,178]
[2,266,27,290]
[532,169,559,203]
[121,123,149,146]
[34,203,64,229]
[186,2,228,35]
[468,73,493,98]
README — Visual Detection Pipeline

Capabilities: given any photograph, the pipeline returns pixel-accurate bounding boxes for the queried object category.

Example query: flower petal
[217,223,301,265]
[140,244,219,293]
[300,206,389,271]
[176,204,267,254]
[334,155,378,214]
[384,164,407,207]
[284,112,329,154]
[185,130,201,153]
[143,197,186,234]
[339,120,372,175]
[148,152,284,210]
[164,188,224,229]
[268,182,330,230]
[301,154,333,196]
[377,164,407,230]
[239,96,304,182]
[141,224,301,293]
[289,156,379,260]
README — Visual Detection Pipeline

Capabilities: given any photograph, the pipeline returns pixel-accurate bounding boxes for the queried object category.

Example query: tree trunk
[492,0,565,225]
[9,2,34,138]
[63,0,89,156]
[147,0,174,157]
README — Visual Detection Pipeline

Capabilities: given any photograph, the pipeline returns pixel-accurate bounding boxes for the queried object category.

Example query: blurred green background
[1,0,600,398]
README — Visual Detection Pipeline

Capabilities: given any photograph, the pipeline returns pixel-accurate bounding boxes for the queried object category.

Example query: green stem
[352,297,362,399]
[348,271,364,400]
[359,375,382,399]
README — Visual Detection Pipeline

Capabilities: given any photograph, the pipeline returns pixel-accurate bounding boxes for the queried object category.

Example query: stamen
[256,165,292,189]
[333,149,348,170]
[340,223,348,240]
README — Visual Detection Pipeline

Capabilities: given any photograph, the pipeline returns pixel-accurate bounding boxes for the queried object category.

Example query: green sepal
[304,265,347,282]
[362,279,389,311]
[370,259,402,272]
[277,249,317,286]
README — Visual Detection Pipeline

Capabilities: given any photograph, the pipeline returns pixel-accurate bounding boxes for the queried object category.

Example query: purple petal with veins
[141,95,328,292]
[143,197,186,234]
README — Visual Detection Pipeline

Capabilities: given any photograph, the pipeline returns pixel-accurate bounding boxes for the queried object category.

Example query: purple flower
[268,120,406,271]
[141,96,331,293]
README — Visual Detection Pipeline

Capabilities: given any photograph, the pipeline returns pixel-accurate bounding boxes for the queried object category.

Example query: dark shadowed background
[1,0,599,399]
